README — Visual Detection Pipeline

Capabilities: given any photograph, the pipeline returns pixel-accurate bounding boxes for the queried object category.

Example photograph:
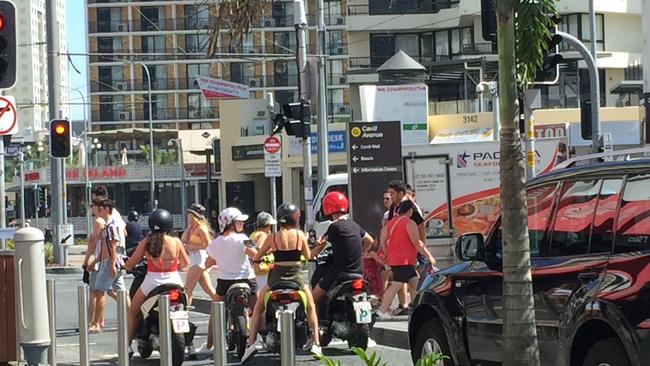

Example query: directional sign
[348,121,403,239]
[59,224,74,246]
[0,96,18,135]
[264,135,282,178]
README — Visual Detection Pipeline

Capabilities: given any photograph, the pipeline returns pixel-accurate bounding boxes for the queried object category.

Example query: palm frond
[515,0,559,86]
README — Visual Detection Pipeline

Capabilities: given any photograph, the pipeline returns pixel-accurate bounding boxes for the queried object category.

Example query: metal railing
[348,0,460,15]
[461,42,497,55]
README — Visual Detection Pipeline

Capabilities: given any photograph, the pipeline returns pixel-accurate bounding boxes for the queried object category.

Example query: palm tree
[205,0,265,57]
[496,0,558,365]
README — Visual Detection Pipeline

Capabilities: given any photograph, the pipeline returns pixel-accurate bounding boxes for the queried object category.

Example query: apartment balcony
[91,78,178,93]
[349,43,497,69]
[93,107,219,123]
[272,43,348,56]
[348,0,460,15]
[89,18,175,34]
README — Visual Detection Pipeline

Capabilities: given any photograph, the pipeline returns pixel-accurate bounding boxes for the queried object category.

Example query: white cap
[218,207,249,233]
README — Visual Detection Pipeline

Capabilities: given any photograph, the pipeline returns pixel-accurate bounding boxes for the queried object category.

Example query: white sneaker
[310,344,323,357]
[367,338,377,348]
[376,309,394,319]
[241,342,258,364]
[196,342,213,354]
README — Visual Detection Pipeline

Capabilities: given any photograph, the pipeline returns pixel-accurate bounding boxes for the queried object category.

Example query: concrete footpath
[59,246,411,351]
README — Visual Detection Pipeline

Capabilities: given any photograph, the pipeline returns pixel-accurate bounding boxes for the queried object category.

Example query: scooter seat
[270,281,301,291]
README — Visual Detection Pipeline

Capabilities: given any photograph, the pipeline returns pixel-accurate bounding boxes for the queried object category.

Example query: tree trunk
[496,0,540,365]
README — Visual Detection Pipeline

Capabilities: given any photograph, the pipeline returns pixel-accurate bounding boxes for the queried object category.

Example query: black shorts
[391,265,418,283]
[215,278,258,297]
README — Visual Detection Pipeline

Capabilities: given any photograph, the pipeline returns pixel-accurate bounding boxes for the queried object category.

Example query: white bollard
[212,301,227,366]
[78,284,89,366]
[46,279,56,366]
[159,295,172,366]
[280,310,296,366]
[117,289,129,366]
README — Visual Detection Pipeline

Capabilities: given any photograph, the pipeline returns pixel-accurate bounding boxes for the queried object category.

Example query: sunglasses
[383,197,391,201]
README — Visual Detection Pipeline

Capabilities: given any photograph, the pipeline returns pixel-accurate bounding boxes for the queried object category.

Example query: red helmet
[322,191,349,216]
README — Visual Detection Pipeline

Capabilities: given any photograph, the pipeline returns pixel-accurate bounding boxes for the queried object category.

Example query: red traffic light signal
[0,1,15,89]
[49,119,71,158]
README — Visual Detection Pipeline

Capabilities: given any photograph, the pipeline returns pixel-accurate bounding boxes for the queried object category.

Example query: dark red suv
[409,160,650,366]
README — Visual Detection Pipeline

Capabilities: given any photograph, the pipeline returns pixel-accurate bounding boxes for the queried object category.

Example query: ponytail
[147,231,165,258]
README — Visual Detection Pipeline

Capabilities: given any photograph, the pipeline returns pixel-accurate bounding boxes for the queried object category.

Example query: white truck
[312,138,567,267]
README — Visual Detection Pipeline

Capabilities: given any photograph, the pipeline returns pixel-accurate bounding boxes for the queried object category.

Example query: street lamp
[70,86,92,235]
[127,61,156,211]
[168,138,186,228]
[91,138,102,167]
[476,81,500,141]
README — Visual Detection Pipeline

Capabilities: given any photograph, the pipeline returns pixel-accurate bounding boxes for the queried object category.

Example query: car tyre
[412,319,454,366]
[582,337,631,366]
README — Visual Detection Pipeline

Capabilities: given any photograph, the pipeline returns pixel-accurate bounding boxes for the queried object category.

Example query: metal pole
[280,310,296,366]
[266,93,278,231]
[78,284,89,366]
[117,290,129,366]
[556,31,601,153]
[34,186,39,228]
[588,0,597,59]
[46,279,56,366]
[159,295,172,366]
[490,82,500,141]
[295,0,314,231]
[205,149,212,225]
[19,152,25,227]
[136,62,156,211]
[642,0,650,143]
[316,0,329,186]
[178,139,187,229]
[74,88,92,236]
[211,301,227,366]
[46,0,65,265]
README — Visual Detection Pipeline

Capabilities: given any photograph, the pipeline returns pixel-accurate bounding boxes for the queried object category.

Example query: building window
[140,6,165,31]
[370,27,472,65]
[144,94,169,121]
[141,35,165,53]
[273,61,297,87]
[329,89,346,115]
[98,37,122,61]
[97,66,124,91]
[328,30,345,55]
[559,13,605,52]
[274,32,296,54]
[185,34,210,53]
[369,0,459,15]
[325,0,343,25]
[187,64,211,89]
[230,63,256,86]
[184,5,210,29]
[272,0,294,27]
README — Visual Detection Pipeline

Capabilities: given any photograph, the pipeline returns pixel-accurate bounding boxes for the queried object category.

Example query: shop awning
[610,80,643,95]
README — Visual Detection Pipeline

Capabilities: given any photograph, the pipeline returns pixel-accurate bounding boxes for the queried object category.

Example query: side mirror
[455,233,485,262]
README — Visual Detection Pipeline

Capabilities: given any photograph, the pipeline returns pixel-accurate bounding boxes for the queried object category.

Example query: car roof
[529,159,650,187]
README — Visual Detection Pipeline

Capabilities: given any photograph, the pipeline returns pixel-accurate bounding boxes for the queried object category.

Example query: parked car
[409,158,650,366]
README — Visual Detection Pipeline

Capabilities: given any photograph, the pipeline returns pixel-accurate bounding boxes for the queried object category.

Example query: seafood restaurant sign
[196,76,250,99]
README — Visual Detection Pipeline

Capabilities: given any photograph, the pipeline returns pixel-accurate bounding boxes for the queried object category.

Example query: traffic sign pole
[265,136,282,231]
[0,94,20,248]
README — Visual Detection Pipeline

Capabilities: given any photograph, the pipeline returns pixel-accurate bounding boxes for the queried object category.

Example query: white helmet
[218,207,249,233]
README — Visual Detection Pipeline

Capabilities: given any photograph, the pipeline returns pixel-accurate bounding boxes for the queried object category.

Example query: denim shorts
[94,259,126,293]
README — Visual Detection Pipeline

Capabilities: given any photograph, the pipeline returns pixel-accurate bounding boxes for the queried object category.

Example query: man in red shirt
[377,200,435,318]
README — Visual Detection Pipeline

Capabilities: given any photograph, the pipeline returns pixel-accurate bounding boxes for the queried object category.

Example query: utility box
[14,227,50,364]
[0,251,17,362]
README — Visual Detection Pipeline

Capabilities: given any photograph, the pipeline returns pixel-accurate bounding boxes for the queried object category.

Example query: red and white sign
[0,96,18,135]
[264,136,282,177]
[196,76,250,100]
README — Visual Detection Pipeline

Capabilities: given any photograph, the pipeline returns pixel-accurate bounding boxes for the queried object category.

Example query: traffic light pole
[295,0,314,230]
[642,0,650,143]
[556,31,601,153]
[316,0,329,187]
[46,0,66,265]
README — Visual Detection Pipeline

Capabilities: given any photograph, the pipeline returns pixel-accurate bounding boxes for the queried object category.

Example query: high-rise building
[86,0,350,136]
[10,0,69,141]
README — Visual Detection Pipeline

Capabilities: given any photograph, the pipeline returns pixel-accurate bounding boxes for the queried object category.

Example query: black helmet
[277,203,300,226]
[128,210,139,222]
[149,209,173,233]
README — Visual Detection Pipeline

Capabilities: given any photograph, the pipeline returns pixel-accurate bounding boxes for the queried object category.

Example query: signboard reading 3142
[348,121,403,239]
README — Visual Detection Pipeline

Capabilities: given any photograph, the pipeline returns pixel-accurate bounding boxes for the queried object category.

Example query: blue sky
[66,0,87,121]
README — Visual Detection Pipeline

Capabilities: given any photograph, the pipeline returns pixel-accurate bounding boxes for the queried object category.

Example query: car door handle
[577,270,599,284]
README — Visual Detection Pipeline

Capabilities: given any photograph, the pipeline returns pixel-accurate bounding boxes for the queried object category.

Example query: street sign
[4,142,19,156]
[58,224,74,246]
[0,96,18,135]
[348,121,403,239]
[264,135,282,177]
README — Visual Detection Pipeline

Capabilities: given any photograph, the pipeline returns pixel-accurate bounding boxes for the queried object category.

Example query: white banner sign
[196,76,250,99]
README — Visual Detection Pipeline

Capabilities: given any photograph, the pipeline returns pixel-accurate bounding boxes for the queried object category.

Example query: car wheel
[582,338,631,366]
[412,319,454,366]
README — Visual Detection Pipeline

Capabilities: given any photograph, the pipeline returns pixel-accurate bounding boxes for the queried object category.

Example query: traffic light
[580,99,592,140]
[535,15,563,83]
[272,101,311,138]
[49,119,71,158]
[0,1,16,89]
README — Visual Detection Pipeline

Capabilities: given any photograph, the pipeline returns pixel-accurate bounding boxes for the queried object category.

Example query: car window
[486,182,559,260]
[549,180,600,257]
[614,174,650,253]
[590,179,623,253]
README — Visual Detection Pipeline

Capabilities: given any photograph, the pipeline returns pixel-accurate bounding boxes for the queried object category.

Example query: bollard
[77,284,89,366]
[46,279,56,366]
[159,295,172,366]
[212,301,227,366]
[280,310,296,366]
[117,290,129,366]
[14,227,50,365]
